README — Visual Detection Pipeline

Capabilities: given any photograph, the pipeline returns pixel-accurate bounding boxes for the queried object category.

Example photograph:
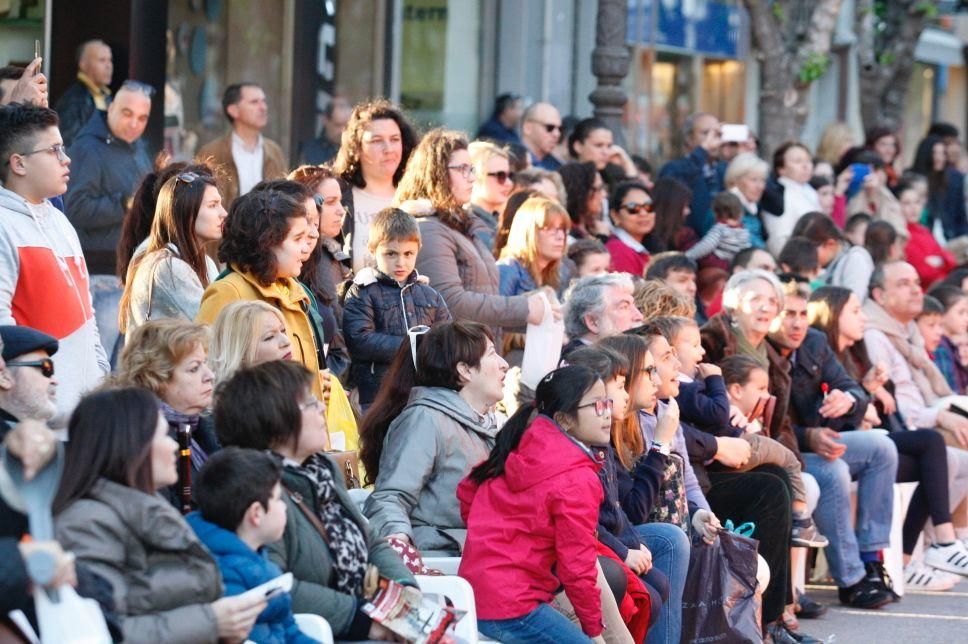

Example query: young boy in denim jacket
[342,208,451,406]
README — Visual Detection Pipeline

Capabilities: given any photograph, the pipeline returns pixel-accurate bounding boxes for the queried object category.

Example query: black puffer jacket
[342,268,451,404]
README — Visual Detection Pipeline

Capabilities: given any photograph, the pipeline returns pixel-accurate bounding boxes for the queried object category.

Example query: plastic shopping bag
[520,292,564,389]
[680,530,763,644]
[35,585,112,644]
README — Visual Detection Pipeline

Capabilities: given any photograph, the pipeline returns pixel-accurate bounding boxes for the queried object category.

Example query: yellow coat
[195,267,359,451]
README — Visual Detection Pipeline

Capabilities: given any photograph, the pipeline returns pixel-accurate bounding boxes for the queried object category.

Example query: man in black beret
[0,325,59,437]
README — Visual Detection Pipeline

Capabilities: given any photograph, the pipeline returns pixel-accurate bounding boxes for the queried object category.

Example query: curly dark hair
[331,98,419,189]
[218,188,306,286]
[557,161,598,228]
[394,128,470,232]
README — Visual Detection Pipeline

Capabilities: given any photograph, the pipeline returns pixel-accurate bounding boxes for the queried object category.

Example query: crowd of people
[4,42,968,644]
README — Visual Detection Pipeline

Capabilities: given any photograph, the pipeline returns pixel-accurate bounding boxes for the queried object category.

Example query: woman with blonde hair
[469,140,513,249]
[497,196,573,298]
[112,318,219,509]
[208,300,292,385]
[816,121,856,168]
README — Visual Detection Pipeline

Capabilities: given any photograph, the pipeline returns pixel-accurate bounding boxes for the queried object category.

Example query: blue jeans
[89,274,122,369]
[478,603,591,643]
[634,522,690,644]
[804,431,898,587]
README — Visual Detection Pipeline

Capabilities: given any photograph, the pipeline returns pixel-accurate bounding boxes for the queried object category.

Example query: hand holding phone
[9,56,48,107]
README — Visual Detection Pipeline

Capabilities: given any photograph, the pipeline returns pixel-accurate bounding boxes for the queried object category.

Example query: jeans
[633,522,689,644]
[478,603,592,643]
[89,274,122,369]
[804,431,898,587]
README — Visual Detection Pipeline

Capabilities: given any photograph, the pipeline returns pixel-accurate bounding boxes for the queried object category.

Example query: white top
[350,187,394,273]
[231,132,265,197]
[763,177,820,257]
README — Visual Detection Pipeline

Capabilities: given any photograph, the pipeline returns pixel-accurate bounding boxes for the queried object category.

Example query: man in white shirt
[197,82,286,206]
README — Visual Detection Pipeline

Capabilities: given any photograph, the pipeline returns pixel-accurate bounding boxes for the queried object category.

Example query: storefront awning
[915,27,965,67]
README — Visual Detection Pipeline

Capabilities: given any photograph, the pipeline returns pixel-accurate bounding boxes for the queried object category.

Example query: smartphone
[34,39,41,61]
[721,124,749,143]
[846,163,871,197]
[239,572,293,603]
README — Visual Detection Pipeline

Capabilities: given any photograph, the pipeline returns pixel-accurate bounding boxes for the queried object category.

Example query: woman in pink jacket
[458,365,611,643]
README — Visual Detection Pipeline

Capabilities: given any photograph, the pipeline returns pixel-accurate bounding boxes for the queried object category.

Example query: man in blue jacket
[658,112,726,236]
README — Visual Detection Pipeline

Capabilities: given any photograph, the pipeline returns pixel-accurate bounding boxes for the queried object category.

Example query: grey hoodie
[364,386,499,555]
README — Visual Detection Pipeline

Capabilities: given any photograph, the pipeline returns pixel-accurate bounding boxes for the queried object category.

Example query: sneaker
[903,560,958,591]
[791,515,829,548]
[864,560,900,602]
[794,592,827,619]
[837,577,893,609]
[766,619,825,644]
[924,541,968,577]
[781,605,799,631]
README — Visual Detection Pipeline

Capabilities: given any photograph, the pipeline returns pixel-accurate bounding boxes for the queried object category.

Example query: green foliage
[797,52,830,84]
[772,2,785,23]
[914,1,939,19]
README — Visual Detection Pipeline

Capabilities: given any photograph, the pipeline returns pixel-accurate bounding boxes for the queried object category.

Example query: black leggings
[597,555,669,627]
[892,429,951,554]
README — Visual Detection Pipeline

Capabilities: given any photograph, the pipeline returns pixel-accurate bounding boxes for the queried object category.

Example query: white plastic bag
[35,585,112,644]
[520,292,565,390]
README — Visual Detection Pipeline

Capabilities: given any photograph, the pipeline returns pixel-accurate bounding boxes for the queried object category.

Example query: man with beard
[562,273,644,358]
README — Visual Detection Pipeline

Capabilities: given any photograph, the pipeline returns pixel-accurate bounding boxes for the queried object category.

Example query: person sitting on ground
[777,236,821,284]
[215,360,416,641]
[562,273,643,358]
[187,448,318,644]
[927,285,968,394]
[684,191,750,272]
[55,387,266,643]
[568,238,611,278]
[342,208,451,409]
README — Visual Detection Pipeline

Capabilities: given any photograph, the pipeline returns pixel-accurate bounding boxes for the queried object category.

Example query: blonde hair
[499,196,571,290]
[113,318,210,395]
[815,122,856,166]
[469,140,510,186]
[209,300,286,385]
[634,280,696,319]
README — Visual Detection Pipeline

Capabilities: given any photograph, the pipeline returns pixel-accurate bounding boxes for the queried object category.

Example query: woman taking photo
[119,170,226,339]
[497,195,572,298]
[604,181,654,276]
[112,318,219,509]
[360,321,508,555]
[332,98,419,272]
[459,365,610,643]
[55,388,265,643]
[468,140,514,250]
[215,360,416,641]
[397,128,549,338]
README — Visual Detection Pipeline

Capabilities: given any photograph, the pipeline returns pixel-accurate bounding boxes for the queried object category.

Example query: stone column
[589,0,631,146]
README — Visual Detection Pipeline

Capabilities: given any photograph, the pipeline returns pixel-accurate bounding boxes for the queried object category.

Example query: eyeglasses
[19,144,69,163]
[408,325,431,369]
[447,163,476,180]
[121,79,156,97]
[641,365,658,380]
[5,358,55,378]
[577,398,613,417]
[621,201,654,215]
[528,120,562,134]
[176,171,199,184]
[299,395,324,412]
[486,171,515,184]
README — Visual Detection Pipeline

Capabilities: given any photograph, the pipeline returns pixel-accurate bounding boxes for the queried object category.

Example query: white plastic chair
[294,613,334,644]
[415,574,479,644]
[347,487,371,514]
[423,556,462,575]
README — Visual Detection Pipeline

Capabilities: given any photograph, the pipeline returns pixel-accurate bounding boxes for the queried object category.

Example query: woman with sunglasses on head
[459,365,613,643]
[396,129,554,341]
[468,141,514,251]
[605,181,654,276]
[118,170,226,340]
[359,321,508,555]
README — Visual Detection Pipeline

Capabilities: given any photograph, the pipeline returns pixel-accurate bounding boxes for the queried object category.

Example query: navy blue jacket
[65,111,151,273]
[342,268,451,404]
[676,375,734,437]
[773,328,869,451]
[940,168,968,239]
[186,513,317,644]
[614,444,669,527]
[594,444,645,560]
[658,146,725,236]
[476,116,522,145]
[54,81,105,148]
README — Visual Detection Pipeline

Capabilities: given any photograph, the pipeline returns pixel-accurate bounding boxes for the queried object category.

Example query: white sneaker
[924,541,968,577]
[903,560,957,591]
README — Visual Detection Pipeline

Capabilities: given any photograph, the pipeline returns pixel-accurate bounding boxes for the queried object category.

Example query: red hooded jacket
[457,414,605,636]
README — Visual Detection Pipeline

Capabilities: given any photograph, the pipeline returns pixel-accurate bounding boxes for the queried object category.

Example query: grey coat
[364,386,499,555]
[56,478,221,644]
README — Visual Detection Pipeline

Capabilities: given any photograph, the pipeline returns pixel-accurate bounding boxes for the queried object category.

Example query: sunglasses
[577,398,613,417]
[408,325,431,368]
[176,171,199,184]
[121,79,156,97]
[6,357,55,378]
[529,120,562,134]
[621,202,654,215]
[486,171,515,184]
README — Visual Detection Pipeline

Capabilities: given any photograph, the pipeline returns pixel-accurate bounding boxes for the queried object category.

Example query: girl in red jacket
[897,178,956,288]
[458,365,611,643]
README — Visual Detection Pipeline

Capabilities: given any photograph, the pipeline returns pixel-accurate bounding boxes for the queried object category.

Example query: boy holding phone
[188,448,319,643]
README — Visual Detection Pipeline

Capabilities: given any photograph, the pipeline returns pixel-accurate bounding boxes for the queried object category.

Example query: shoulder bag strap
[283,484,330,547]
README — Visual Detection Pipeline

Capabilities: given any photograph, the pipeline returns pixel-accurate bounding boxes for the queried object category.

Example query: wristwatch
[649,440,671,456]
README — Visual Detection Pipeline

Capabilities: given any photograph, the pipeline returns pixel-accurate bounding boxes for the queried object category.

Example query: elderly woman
[332,98,419,272]
[215,360,416,641]
[724,152,769,249]
[468,140,514,250]
[55,388,264,643]
[396,128,549,340]
[112,318,218,509]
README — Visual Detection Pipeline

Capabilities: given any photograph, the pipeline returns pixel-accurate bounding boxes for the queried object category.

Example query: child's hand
[729,405,749,429]
[696,363,722,378]
[625,546,652,575]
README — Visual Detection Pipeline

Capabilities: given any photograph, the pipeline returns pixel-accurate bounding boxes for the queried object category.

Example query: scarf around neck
[159,400,208,471]
[862,299,952,403]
